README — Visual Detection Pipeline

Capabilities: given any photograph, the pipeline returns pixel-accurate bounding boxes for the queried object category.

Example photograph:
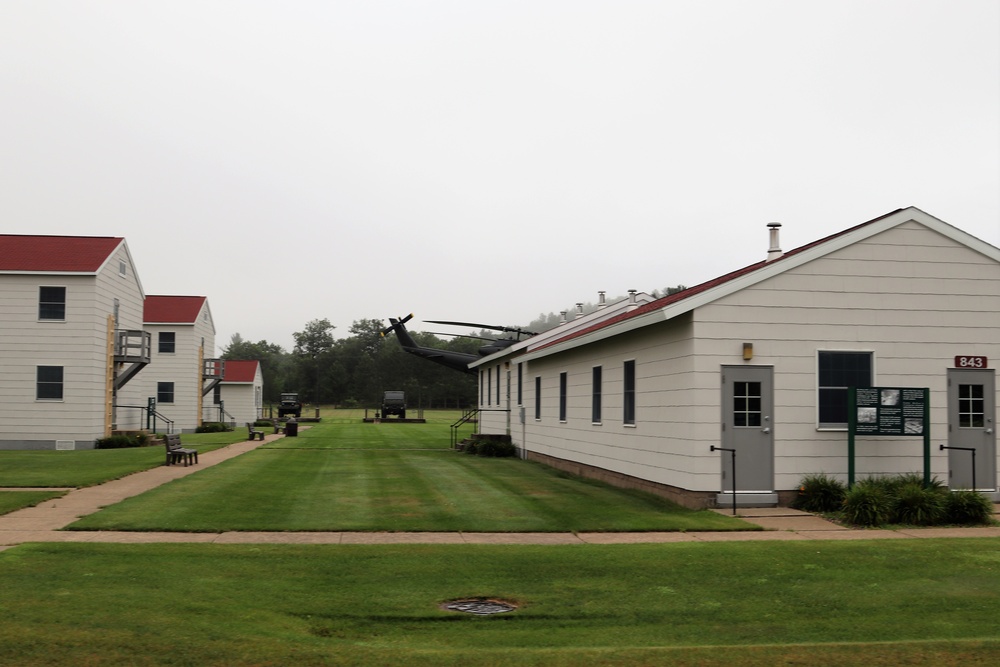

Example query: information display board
[847,387,930,486]
[853,387,927,436]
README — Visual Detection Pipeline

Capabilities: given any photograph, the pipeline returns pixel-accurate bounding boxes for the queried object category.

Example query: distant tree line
[221,318,481,411]
[222,287,685,413]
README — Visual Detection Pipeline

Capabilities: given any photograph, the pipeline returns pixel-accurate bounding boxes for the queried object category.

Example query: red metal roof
[0,235,124,272]
[531,208,904,353]
[223,359,260,383]
[144,295,207,323]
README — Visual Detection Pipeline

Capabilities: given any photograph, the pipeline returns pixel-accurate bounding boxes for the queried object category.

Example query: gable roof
[468,291,657,369]
[144,295,207,324]
[519,207,1000,362]
[222,360,260,383]
[0,235,126,273]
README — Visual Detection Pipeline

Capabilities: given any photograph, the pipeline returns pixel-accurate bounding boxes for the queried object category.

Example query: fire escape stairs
[203,358,225,395]
[114,330,152,390]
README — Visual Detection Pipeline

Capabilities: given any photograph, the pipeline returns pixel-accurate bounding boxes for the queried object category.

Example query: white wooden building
[117,295,219,434]
[215,360,264,427]
[471,208,1000,507]
[0,235,149,450]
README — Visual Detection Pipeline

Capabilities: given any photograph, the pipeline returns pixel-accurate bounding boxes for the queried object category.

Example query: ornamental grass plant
[791,473,846,513]
[798,472,994,528]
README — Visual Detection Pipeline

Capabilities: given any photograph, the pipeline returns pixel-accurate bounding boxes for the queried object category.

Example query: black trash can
[285,420,299,437]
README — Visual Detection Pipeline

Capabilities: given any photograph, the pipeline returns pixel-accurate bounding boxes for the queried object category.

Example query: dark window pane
[819,352,872,426]
[158,332,175,353]
[819,387,849,424]
[623,360,636,424]
[592,366,602,423]
[36,366,63,400]
[39,286,66,320]
[157,382,174,403]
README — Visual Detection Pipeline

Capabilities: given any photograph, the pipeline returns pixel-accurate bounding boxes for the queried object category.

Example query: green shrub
[842,482,891,527]
[476,439,517,458]
[196,422,232,433]
[889,482,946,525]
[944,490,995,525]
[792,473,846,513]
[461,435,516,458]
[95,435,142,449]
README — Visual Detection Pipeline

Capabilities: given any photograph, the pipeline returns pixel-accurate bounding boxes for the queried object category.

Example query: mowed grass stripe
[3,540,1000,666]
[67,449,749,532]
[264,420,466,450]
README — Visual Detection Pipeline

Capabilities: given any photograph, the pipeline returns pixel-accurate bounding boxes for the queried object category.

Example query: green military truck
[381,391,406,419]
[278,392,302,419]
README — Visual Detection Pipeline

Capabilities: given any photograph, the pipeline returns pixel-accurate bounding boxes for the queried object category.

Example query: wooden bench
[164,433,198,466]
[247,422,266,441]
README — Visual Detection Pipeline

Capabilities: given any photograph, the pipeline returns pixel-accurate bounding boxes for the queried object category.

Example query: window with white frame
[157,382,175,404]
[158,332,176,354]
[559,372,567,422]
[36,366,64,400]
[592,365,602,423]
[517,363,523,406]
[38,286,66,320]
[534,376,541,420]
[818,351,873,428]
[623,359,636,425]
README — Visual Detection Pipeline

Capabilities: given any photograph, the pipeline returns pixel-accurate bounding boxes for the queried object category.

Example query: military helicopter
[380,314,537,374]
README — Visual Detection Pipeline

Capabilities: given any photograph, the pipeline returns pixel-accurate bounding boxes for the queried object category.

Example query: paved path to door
[2,433,999,549]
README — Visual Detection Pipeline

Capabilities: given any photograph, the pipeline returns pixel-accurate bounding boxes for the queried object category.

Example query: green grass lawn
[0,430,246,488]
[0,490,66,515]
[67,449,746,532]
[1,540,999,666]
[68,415,748,533]
[265,419,471,449]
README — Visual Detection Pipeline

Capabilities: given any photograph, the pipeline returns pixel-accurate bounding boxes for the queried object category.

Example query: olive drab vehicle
[381,391,406,419]
[278,392,302,418]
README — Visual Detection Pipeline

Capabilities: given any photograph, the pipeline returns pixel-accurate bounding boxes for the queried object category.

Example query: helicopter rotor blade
[425,331,497,341]
[380,313,414,337]
[426,320,537,336]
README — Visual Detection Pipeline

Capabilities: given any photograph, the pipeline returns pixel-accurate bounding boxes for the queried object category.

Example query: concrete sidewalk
[2,434,1000,548]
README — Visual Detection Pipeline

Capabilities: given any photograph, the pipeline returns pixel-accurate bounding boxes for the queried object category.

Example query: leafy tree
[291,319,336,404]
[220,333,289,402]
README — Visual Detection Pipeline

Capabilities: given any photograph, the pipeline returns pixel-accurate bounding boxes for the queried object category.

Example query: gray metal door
[721,366,774,492]
[947,369,996,491]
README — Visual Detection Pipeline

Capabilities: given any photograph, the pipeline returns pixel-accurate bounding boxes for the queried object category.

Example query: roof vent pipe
[766,222,783,261]
[597,291,607,308]
[627,289,638,311]
[575,303,584,319]
[559,310,568,324]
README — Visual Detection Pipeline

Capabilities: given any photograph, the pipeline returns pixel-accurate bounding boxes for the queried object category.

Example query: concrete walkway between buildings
[2,432,1000,549]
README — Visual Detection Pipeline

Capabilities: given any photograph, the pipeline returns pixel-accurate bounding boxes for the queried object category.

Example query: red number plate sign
[955,356,988,368]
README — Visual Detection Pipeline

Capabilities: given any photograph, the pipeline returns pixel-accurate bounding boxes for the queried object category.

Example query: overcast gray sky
[3,1,998,353]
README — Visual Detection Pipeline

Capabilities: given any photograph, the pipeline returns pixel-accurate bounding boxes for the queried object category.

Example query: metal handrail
[116,404,175,434]
[450,408,479,448]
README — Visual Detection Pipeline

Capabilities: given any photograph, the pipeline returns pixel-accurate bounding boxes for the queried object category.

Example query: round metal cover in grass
[442,598,517,615]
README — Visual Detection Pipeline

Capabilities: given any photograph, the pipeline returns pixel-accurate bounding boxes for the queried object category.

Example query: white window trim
[815,349,876,431]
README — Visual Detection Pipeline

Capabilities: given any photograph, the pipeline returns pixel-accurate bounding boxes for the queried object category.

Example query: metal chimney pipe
[575,303,584,319]
[597,291,607,308]
[767,222,783,261]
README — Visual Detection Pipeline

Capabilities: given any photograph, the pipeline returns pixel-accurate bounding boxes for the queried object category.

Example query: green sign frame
[847,387,931,487]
